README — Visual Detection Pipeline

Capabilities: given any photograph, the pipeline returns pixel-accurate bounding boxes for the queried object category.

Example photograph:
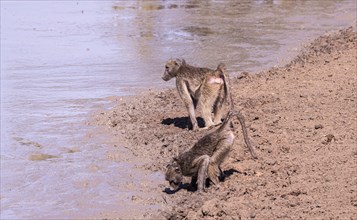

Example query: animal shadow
[161,117,205,129]
[221,168,241,181]
[206,168,241,187]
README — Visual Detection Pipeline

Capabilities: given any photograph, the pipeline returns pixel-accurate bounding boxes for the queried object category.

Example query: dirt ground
[91,25,356,219]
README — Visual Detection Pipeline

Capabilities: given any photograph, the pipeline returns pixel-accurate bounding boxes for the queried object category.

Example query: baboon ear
[217,63,227,72]
[172,158,180,168]
[174,59,184,66]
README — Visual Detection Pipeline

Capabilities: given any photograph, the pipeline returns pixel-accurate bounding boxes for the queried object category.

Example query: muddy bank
[91,25,356,219]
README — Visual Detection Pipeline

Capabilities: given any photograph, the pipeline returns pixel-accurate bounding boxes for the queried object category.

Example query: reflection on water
[1,0,356,219]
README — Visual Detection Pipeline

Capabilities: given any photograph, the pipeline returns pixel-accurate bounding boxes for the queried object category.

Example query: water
[1,0,356,219]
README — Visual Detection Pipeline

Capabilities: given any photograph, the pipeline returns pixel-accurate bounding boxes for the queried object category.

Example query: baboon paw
[199,126,210,131]
[200,124,217,131]
[212,185,220,190]
[213,121,223,126]
[210,179,220,186]
[196,188,207,194]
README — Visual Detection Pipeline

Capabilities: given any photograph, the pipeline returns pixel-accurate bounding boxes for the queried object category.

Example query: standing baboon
[165,110,258,192]
[162,59,230,130]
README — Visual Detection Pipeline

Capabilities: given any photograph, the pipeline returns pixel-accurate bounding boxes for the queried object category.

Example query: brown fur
[165,110,255,192]
[162,59,230,130]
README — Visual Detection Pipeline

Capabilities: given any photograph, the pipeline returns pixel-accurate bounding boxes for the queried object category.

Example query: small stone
[325,134,335,142]
[314,124,323,129]
[322,134,335,144]
[29,153,59,161]
[237,72,250,79]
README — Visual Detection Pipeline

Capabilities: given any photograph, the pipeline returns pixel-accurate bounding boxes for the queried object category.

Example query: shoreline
[91,25,356,219]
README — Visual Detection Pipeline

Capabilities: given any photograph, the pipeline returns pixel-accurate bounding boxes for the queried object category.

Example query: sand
[91,25,356,219]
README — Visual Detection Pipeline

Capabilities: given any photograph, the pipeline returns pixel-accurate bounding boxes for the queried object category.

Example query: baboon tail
[217,110,235,133]
[224,73,233,109]
[217,63,234,109]
[234,110,258,159]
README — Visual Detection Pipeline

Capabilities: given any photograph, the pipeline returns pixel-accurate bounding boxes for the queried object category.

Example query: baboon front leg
[178,82,198,130]
[186,102,198,130]
[195,155,210,191]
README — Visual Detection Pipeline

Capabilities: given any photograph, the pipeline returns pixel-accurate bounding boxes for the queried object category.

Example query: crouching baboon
[162,59,230,130]
[165,110,257,192]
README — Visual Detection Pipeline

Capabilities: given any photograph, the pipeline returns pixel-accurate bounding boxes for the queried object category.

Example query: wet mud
[91,25,357,219]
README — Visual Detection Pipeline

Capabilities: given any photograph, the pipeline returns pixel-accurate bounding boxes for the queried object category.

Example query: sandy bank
[91,25,356,219]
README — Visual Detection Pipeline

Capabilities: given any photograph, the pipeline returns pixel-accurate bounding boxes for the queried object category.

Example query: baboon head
[162,59,185,81]
[165,158,183,190]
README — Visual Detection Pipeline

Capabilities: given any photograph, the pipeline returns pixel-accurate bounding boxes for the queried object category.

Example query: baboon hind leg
[194,155,210,191]
[209,132,234,175]
[189,175,198,191]
[213,94,225,125]
[178,82,199,130]
[186,102,199,130]
[207,163,221,185]
[200,94,216,128]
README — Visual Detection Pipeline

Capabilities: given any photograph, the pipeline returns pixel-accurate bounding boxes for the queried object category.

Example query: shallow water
[1,0,356,219]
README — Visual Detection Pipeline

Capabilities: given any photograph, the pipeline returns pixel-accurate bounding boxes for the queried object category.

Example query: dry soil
[91,25,356,219]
